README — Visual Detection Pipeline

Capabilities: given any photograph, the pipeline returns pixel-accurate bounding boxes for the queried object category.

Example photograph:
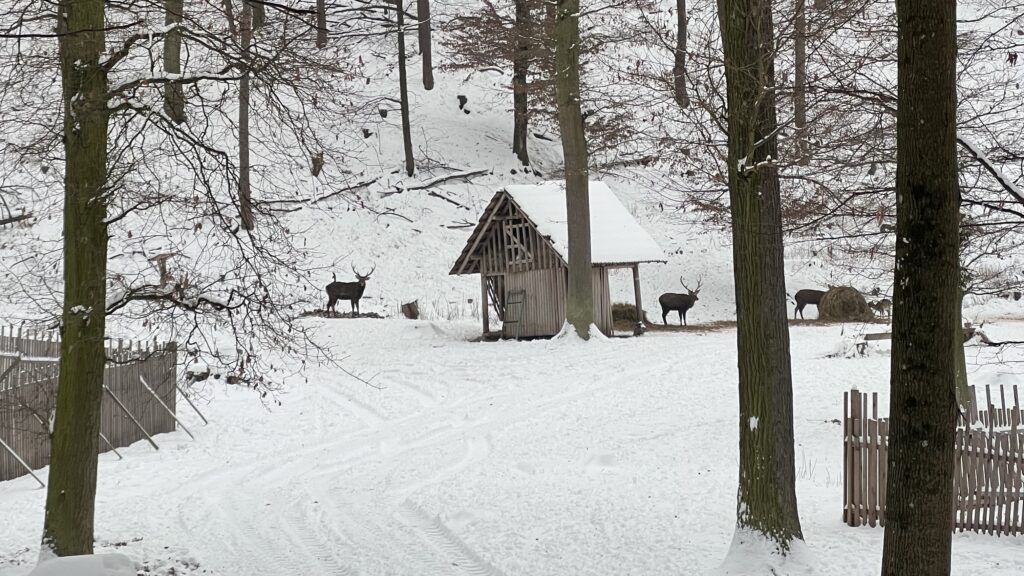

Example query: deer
[325,264,375,316]
[659,277,702,326]
[793,288,826,320]
[869,298,892,320]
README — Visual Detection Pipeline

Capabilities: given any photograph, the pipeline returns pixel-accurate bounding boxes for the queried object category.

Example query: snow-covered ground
[3,318,1024,575]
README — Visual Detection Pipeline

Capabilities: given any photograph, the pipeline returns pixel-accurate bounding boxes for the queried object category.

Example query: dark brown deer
[659,277,702,326]
[325,264,375,315]
[793,288,826,320]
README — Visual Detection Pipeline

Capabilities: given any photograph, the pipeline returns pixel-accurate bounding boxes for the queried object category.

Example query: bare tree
[672,0,689,108]
[163,0,186,123]
[881,0,962,565]
[554,0,593,337]
[41,0,112,556]
[718,0,804,554]
[418,0,434,90]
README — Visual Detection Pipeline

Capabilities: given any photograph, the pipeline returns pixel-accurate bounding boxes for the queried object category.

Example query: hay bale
[818,287,872,322]
[612,302,648,324]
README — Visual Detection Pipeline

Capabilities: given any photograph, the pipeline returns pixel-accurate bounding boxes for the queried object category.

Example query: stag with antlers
[325,264,376,316]
[659,277,702,326]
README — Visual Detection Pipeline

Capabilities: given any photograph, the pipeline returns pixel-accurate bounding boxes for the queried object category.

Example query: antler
[681,275,703,295]
[352,263,376,279]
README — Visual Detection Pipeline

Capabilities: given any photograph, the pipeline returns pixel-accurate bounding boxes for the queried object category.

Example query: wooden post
[0,434,45,488]
[481,275,490,335]
[631,264,644,334]
[140,376,194,440]
[175,380,209,426]
[98,433,123,460]
[104,385,159,451]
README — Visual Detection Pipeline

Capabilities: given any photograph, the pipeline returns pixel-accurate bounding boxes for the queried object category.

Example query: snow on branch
[958,137,1024,206]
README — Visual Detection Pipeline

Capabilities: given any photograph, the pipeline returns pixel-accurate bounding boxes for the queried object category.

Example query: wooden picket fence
[844,386,1024,535]
[0,326,178,483]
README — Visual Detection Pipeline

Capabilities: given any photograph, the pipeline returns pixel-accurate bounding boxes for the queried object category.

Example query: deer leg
[683,310,688,326]
[678,310,683,326]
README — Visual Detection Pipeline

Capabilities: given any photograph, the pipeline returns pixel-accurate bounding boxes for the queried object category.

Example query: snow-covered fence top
[0,326,178,483]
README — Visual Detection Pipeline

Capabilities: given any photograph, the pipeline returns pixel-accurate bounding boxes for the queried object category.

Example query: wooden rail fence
[0,326,178,483]
[844,386,1024,536]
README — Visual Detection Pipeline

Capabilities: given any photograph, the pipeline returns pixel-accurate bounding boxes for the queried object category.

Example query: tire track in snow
[167,344,680,576]
[399,500,506,576]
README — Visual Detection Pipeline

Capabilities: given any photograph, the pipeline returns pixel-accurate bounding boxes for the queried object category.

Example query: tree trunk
[954,290,970,417]
[396,0,415,176]
[880,0,959,570]
[163,0,186,123]
[238,1,255,230]
[718,0,803,553]
[554,0,592,339]
[672,0,689,108]
[250,0,265,29]
[511,0,530,165]
[417,0,434,90]
[794,0,808,164]
[224,0,237,36]
[42,0,111,556]
[316,0,327,47]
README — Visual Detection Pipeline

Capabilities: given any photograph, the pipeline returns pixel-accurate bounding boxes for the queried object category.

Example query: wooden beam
[457,194,505,275]
[481,274,490,334]
[632,264,644,332]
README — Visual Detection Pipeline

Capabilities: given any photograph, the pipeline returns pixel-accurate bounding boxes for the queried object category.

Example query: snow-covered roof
[451,181,666,274]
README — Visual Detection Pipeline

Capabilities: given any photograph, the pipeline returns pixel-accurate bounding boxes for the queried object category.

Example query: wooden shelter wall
[504,267,567,337]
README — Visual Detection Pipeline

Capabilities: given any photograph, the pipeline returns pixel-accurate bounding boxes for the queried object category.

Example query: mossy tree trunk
[718,0,804,552]
[42,0,111,556]
[554,0,592,338]
[880,0,960,570]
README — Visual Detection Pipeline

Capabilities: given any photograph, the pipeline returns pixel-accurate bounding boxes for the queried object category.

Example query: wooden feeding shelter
[450,181,666,338]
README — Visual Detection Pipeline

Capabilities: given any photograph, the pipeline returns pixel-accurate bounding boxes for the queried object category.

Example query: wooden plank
[480,274,489,334]
[851,390,862,526]
[1000,433,1012,535]
[879,418,888,526]
[867,417,878,526]
[843,391,850,525]
[966,431,978,532]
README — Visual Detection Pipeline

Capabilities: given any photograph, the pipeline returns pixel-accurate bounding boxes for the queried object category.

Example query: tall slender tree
[42,0,111,556]
[672,0,689,108]
[316,0,328,47]
[512,0,532,165]
[396,0,415,176]
[880,0,960,570]
[163,0,186,123]
[718,0,803,553]
[554,0,593,338]
[417,0,434,90]
[238,0,256,229]
[793,0,808,163]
